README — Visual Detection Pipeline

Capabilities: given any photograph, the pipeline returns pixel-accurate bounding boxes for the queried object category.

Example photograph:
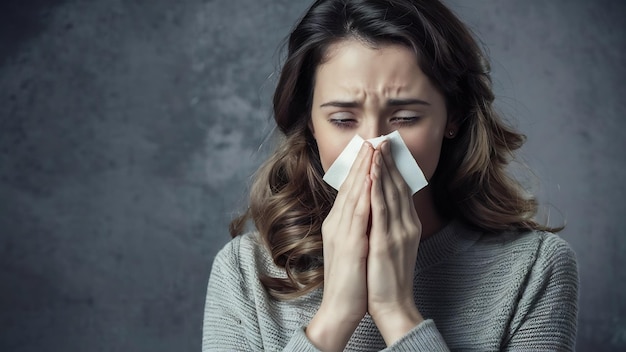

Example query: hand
[306,142,374,351]
[367,140,424,345]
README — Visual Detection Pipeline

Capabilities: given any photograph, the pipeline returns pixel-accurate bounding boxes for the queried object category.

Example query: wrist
[371,304,424,346]
[306,305,361,352]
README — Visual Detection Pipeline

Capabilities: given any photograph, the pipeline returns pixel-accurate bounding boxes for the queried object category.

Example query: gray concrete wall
[0,0,624,351]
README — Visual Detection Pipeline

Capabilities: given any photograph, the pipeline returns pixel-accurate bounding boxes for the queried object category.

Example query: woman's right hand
[306,142,374,351]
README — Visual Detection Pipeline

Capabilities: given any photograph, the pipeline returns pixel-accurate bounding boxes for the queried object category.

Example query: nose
[359,118,387,140]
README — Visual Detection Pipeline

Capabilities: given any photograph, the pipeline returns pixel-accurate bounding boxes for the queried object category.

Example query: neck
[413,185,446,240]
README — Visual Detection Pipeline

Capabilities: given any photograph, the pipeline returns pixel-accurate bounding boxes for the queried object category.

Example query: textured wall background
[0,0,624,351]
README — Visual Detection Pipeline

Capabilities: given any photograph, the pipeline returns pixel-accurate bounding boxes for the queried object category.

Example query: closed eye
[328,112,357,129]
[390,116,420,127]
[329,118,357,129]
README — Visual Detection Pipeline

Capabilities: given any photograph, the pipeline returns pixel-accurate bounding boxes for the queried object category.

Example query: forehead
[313,39,435,100]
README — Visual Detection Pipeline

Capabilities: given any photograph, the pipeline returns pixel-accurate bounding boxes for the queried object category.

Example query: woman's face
[309,39,453,183]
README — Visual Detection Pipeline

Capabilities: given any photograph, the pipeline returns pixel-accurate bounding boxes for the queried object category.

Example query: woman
[202,0,578,351]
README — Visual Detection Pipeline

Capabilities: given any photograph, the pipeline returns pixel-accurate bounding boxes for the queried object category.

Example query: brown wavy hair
[229,0,562,300]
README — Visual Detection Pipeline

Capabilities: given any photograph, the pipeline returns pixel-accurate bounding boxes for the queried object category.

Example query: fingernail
[382,140,390,154]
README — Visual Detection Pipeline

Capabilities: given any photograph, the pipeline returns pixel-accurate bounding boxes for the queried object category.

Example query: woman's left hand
[367,140,425,345]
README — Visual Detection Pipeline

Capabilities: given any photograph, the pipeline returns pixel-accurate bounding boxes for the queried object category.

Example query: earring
[448,130,455,137]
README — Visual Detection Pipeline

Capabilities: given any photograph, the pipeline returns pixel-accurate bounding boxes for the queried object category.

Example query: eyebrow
[319,98,430,108]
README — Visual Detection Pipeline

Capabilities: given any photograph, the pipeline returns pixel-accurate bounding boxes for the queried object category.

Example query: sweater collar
[415,219,482,273]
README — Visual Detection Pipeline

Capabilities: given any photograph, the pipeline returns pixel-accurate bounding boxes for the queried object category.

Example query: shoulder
[213,232,263,270]
[474,229,577,268]
[213,232,263,268]
[495,231,579,347]
[531,231,578,272]
[204,233,277,350]
[519,231,579,288]
[211,232,285,289]
[460,228,579,295]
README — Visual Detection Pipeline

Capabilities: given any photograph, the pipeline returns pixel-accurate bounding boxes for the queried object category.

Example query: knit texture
[202,221,578,351]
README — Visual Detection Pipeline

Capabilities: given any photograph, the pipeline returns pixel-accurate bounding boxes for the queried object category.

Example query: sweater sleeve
[202,236,324,352]
[383,319,450,351]
[504,234,579,351]
[202,237,255,351]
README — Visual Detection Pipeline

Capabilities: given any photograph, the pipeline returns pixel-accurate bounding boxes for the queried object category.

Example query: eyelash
[329,116,420,129]
[391,116,420,127]
[329,118,357,129]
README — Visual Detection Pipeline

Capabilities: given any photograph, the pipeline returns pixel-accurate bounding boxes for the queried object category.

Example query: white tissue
[322,131,428,194]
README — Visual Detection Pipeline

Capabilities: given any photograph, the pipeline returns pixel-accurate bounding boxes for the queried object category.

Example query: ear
[445,112,460,139]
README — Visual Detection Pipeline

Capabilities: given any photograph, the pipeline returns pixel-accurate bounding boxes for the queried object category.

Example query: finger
[379,140,415,222]
[377,146,402,223]
[339,142,374,223]
[334,141,373,209]
[369,149,388,239]
[350,173,372,238]
[324,142,371,238]
[379,140,410,194]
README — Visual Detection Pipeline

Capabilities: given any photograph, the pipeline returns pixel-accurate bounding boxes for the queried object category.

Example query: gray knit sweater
[202,221,578,351]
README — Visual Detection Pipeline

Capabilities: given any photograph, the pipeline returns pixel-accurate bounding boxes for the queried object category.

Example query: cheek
[316,134,350,172]
[311,114,357,172]
[318,145,338,172]
[404,133,444,181]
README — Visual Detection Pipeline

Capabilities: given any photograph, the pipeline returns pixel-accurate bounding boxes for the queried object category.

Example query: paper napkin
[322,131,428,194]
